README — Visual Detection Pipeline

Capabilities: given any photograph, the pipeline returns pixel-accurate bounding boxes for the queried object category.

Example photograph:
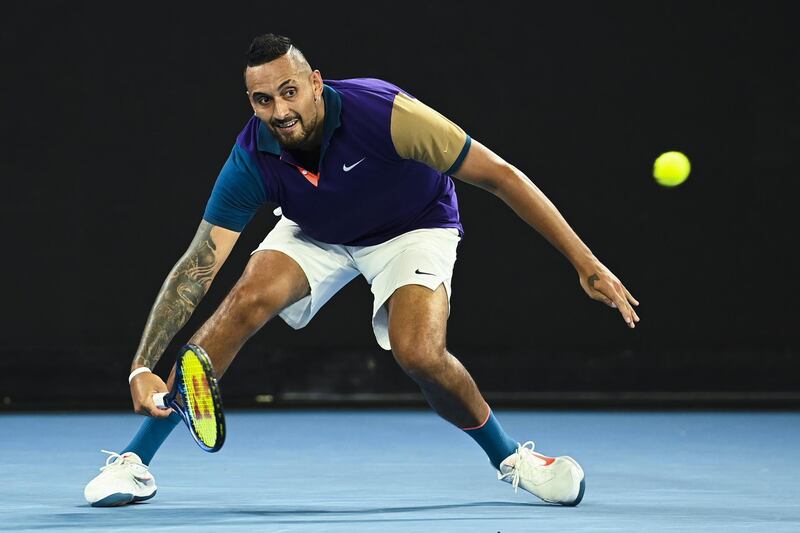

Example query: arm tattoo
[588,273,599,290]
[132,222,218,370]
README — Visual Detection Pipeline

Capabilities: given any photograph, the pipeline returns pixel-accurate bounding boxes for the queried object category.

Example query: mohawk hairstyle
[246,33,308,67]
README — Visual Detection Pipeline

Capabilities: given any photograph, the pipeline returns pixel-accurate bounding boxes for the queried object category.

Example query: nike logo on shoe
[132,476,152,488]
[415,269,436,276]
[343,157,366,172]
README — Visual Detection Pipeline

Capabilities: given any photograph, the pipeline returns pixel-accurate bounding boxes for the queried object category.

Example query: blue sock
[462,410,518,469]
[122,413,181,465]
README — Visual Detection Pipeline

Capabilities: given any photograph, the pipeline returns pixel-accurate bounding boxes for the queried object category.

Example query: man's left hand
[578,260,640,328]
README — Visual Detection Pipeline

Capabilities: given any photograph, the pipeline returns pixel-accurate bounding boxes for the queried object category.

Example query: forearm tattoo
[132,222,218,369]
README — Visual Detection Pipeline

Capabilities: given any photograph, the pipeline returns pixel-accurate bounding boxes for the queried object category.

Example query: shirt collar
[256,83,341,155]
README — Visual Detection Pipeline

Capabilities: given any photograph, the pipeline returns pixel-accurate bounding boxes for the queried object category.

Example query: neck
[302,96,326,150]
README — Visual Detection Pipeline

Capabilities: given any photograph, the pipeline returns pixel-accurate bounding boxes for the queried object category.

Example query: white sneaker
[498,441,585,506]
[84,450,157,507]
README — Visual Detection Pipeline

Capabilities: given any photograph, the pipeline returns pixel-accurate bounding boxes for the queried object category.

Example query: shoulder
[325,78,413,113]
[234,115,262,153]
[326,78,411,144]
[326,78,408,98]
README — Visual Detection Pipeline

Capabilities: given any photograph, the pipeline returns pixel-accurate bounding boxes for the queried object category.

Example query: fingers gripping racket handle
[153,392,168,410]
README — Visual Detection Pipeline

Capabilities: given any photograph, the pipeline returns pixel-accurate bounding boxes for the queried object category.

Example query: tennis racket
[153,344,226,452]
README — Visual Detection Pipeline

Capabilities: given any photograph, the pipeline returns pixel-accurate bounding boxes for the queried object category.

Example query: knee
[391,332,447,381]
[224,279,294,329]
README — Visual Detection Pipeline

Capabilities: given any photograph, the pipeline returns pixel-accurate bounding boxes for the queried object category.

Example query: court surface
[1,410,798,532]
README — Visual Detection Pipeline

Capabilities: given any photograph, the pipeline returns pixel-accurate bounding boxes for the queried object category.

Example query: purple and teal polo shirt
[203,78,472,246]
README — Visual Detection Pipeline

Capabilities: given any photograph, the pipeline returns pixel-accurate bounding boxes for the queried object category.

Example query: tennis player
[85,34,639,507]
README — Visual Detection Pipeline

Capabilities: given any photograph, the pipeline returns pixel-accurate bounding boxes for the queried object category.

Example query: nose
[273,98,291,120]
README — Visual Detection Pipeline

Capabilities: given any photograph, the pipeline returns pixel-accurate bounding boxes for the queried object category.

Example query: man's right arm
[129,220,240,416]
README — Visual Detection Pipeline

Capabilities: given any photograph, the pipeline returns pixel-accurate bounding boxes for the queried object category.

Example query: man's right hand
[130,371,172,418]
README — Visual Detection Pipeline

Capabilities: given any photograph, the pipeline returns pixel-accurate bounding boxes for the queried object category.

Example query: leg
[387,284,487,427]
[386,284,584,506]
[124,250,309,463]
[387,284,517,469]
[166,249,310,386]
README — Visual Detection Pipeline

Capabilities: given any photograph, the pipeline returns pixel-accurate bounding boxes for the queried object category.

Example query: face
[245,54,324,149]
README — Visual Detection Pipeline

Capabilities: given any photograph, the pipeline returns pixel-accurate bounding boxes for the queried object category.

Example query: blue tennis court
[1,410,798,532]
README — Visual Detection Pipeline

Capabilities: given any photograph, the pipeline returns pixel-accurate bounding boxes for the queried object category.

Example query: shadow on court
[21,502,543,531]
[225,500,547,515]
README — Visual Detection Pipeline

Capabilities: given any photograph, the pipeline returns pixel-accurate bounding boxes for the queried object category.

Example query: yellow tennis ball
[653,151,691,187]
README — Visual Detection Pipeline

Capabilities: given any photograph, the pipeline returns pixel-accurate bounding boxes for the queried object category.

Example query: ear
[245,91,257,114]
[311,70,323,101]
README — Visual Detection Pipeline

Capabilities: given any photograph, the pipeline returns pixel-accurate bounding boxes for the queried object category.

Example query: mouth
[274,118,300,132]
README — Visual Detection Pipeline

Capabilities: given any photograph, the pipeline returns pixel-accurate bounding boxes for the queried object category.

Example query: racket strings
[179,352,219,447]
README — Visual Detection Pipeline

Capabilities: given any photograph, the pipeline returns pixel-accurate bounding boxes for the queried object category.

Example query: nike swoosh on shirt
[343,157,366,172]
[415,269,437,276]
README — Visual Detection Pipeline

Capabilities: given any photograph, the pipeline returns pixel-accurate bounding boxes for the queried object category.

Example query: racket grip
[152,392,168,410]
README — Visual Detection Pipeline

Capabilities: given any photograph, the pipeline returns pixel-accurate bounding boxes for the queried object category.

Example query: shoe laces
[497,441,536,493]
[99,450,147,472]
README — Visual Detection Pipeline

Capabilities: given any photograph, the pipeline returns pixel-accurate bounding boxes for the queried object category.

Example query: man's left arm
[453,139,640,328]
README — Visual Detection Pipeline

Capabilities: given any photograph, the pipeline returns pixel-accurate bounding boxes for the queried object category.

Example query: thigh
[387,283,449,352]
[356,227,459,350]
[173,250,310,384]
[191,249,310,349]
[255,217,359,329]
[237,248,311,307]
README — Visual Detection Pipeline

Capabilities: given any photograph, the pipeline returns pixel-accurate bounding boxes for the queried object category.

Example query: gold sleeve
[390,92,470,174]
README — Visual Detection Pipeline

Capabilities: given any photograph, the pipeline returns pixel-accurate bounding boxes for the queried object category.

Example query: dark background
[2,1,798,409]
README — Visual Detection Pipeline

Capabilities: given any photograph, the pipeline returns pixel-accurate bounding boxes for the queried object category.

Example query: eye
[284,88,297,98]
[256,95,271,105]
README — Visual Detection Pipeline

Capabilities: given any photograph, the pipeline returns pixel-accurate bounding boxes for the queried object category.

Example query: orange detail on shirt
[293,164,319,187]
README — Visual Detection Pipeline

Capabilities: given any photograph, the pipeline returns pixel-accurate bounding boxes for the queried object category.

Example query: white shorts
[253,216,460,350]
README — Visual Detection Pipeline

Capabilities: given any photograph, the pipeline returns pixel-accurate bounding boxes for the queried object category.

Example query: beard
[269,109,319,149]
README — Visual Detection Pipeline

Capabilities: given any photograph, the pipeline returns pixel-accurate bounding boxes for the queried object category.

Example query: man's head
[245,34,324,150]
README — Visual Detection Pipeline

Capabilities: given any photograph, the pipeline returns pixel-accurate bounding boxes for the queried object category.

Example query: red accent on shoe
[532,451,556,466]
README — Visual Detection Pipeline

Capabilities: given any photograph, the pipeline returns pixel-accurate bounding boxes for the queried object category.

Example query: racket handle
[153,392,168,410]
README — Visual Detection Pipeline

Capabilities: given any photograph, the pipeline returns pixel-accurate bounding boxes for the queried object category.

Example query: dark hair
[246,33,305,67]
